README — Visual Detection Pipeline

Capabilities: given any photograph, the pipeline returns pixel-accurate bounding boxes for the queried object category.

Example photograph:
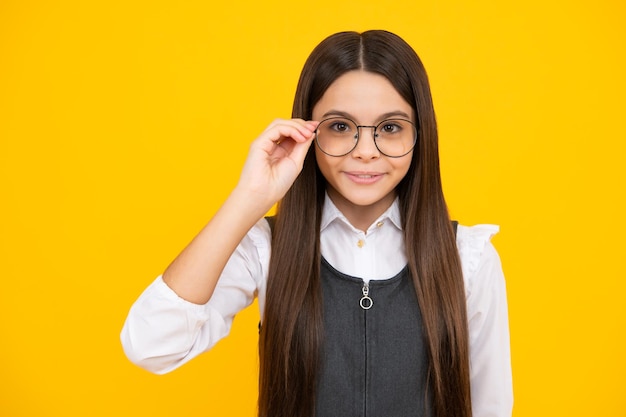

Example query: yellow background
[1,0,624,415]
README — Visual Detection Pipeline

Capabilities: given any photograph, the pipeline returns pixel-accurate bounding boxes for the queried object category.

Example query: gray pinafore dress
[265,217,458,416]
[314,258,432,417]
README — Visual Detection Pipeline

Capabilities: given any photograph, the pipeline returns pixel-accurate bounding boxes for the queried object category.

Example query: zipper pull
[360,282,373,310]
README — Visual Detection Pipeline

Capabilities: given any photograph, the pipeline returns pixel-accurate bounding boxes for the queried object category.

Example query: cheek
[314,147,333,177]
[394,154,414,179]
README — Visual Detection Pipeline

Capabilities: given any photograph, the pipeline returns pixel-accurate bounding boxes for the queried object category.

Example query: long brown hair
[258,30,472,417]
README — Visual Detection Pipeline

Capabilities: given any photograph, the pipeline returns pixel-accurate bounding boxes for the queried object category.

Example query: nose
[351,126,380,160]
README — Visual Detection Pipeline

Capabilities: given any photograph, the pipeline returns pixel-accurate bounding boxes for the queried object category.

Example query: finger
[261,124,315,152]
[263,118,318,141]
[286,134,316,166]
[265,118,316,129]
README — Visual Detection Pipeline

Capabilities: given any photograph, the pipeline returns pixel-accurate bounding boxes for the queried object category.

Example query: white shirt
[121,196,513,416]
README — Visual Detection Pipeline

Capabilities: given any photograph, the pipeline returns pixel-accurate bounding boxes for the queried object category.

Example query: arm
[120,222,269,374]
[121,119,318,372]
[163,119,318,304]
[466,241,513,417]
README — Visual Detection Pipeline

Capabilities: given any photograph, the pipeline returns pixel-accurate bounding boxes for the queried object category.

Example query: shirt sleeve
[457,224,513,417]
[120,218,271,374]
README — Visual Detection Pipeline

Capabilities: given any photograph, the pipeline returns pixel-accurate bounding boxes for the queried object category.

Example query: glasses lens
[315,118,358,156]
[374,119,417,157]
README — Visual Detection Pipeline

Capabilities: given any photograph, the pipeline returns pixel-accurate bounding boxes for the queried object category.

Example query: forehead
[312,70,413,122]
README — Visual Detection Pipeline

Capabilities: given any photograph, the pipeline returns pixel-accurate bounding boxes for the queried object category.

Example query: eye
[379,121,403,134]
[329,121,351,133]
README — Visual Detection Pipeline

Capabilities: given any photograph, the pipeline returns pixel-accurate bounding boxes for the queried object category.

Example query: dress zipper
[361,280,371,417]
[360,281,373,310]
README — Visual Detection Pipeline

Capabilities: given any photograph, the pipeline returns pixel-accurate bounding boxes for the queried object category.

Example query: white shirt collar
[320,192,403,234]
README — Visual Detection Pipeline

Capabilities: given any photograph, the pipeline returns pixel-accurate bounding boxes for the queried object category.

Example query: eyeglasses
[315,117,417,158]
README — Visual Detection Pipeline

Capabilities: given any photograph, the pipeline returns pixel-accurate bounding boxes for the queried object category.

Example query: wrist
[227,186,276,220]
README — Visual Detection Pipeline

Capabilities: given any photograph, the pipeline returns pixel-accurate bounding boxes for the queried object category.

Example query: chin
[344,191,395,208]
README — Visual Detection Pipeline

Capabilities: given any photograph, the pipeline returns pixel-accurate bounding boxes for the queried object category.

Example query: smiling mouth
[345,172,384,184]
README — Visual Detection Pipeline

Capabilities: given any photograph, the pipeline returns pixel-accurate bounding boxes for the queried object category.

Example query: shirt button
[357,239,365,248]
[376,221,384,228]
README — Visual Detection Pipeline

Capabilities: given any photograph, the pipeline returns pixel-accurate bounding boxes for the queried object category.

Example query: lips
[344,171,385,184]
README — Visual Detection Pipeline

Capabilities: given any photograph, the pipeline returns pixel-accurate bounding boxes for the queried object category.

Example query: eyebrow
[321,109,413,122]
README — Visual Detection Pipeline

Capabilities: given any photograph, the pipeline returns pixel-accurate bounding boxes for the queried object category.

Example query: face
[312,70,415,223]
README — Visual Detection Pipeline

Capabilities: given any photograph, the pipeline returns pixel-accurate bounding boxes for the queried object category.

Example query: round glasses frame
[314,116,418,158]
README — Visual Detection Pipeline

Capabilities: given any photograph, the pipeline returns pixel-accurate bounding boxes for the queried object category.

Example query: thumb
[288,135,316,169]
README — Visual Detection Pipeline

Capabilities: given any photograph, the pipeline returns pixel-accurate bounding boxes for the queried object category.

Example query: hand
[236,118,318,206]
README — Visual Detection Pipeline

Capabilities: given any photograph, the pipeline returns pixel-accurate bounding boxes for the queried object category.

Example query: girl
[121,30,512,417]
